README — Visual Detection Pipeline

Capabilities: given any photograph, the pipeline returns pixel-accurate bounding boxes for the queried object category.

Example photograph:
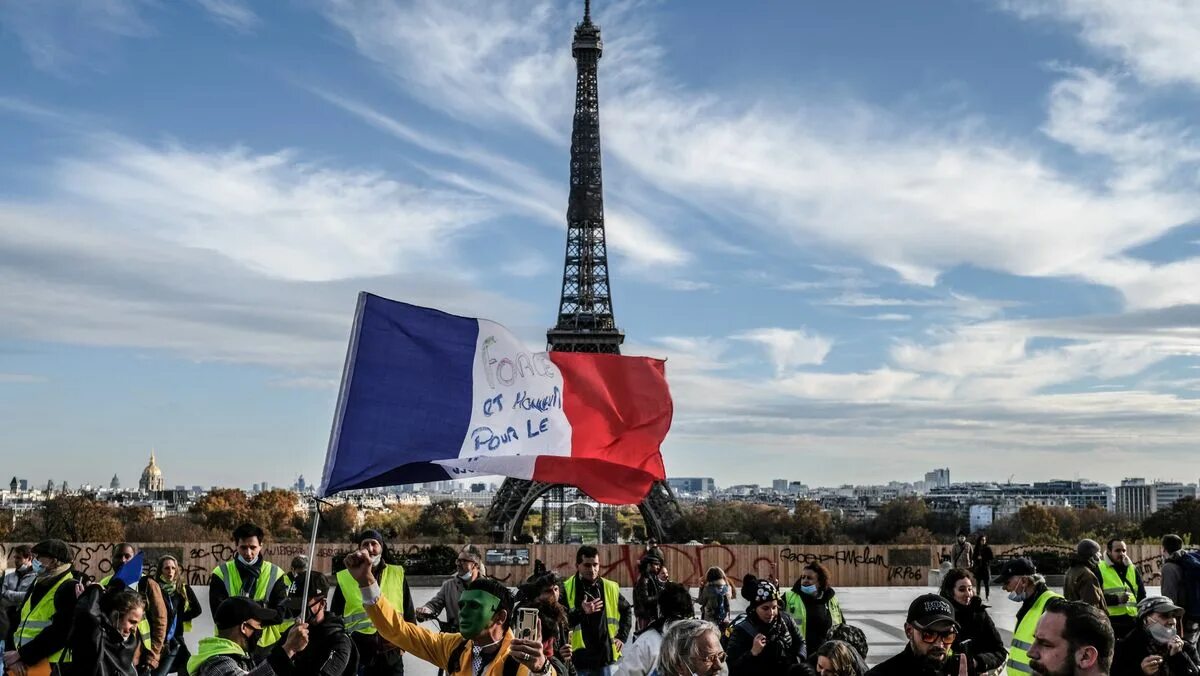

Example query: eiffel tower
[487,0,680,543]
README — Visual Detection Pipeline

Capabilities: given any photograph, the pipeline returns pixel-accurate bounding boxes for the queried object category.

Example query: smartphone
[518,607,539,640]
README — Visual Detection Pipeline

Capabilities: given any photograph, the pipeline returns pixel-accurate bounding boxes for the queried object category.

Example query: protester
[811,640,868,676]
[1026,599,1113,676]
[209,524,289,618]
[4,539,81,674]
[952,533,974,571]
[278,571,357,675]
[1159,535,1199,645]
[562,545,632,676]
[331,530,415,676]
[1000,558,1062,676]
[1,545,36,652]
[828,624,869,661]
[653,619,727,676]
[103,544,168,674]
[1113,596,1200,675]
[1100,539,1146,640]
[973,536,994,601]
[633,548,667,633]
[153,554,202,676]
[615,582,694,676]
[285,556,309,590]
[1064,540,1107,615]
[938,568,1007,675]
[696,568,734,631]
[341,549,560,676]
[865,593,961,676]
[514,571,571,670]
[417,545,484,633]
[66,582,146,676]
[187,597,309,676]
[784,562,844,650]
[727,574,808,675]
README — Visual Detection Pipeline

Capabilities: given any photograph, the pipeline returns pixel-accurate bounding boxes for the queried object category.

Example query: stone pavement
[188,585,1158,673]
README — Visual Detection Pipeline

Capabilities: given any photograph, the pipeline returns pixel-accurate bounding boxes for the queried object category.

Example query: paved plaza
[187,584,1161,672]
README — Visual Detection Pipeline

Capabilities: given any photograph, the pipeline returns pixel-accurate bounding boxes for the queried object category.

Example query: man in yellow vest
[2,539,80,676]
[208,523,289,617]
[340,548,559,676]
[188,597,309,675]
[1099,539,1145,640]
[1026,598,1113,676]
[1000,557,1062,676]
[104,543,168,673]
[330,529,415,676]
[562,545,631,676]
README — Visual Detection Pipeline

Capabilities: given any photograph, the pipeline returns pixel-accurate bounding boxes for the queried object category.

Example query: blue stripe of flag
[320,293,477,496]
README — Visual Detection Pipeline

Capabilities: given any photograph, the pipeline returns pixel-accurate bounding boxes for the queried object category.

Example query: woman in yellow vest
[4,539,79,676]
[998,558,1061,676]
[783,562,844,649]
[153,555,202,676]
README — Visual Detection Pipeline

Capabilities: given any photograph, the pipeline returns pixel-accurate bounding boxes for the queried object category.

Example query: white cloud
[193,0,258,32]
[1002,0,1200,89]
[0,0,153,73]
[733,328,833,375]
[54,136,491,282]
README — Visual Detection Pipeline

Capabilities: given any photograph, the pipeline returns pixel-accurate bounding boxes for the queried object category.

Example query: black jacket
[330,561,414,667]
[948,596,1007,675]
[865,645,952,676]
[161,582,203,645]
[1114,624,1200,676]
[727,611,809,676]
[65,584,140,676]
[282,613,358,676]
[17,568,83,664]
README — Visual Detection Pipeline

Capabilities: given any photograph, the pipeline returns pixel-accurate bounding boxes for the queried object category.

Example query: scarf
[158,577,177,596]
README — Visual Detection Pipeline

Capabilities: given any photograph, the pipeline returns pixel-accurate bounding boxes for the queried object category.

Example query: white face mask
[1148,622,1178,644]
[236,554,260,566]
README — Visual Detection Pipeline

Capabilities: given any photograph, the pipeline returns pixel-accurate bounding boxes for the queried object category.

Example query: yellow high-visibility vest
[1007,589,1061,675]
[1098,561,1138,618]
[336,564,406,635]
[563,575,623,663]
[15,573,74,663]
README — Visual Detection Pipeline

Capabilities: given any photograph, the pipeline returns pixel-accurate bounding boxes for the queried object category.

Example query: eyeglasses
[701,650,727,665]
[456,558,476,565]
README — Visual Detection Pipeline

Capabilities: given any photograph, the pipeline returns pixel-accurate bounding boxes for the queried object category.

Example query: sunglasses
[914,625,957,645]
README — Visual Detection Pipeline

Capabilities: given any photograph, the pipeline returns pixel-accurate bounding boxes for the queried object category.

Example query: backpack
[1176,551,1200,619]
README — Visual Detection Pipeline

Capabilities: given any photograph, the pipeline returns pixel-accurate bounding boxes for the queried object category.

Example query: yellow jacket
[363,593,559,676]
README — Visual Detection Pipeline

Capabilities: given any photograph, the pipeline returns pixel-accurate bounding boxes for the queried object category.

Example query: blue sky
[3,0,1200,491]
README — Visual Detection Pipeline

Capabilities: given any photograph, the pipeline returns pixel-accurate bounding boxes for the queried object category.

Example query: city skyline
[4,2,1200,489]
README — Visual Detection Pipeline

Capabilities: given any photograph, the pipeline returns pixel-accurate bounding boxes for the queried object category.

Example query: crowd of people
[2,528,1199,676]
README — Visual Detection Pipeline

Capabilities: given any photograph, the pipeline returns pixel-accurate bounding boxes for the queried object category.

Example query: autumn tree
[316,503,359,541]
[117,505,155,528]
[1143,497,1200,542]
[414,502,481,542]
[125,516,221,542]
[249,489,303,540]
[190,488,251,534]
[362,504,421,540]
[15,495,124,542]
[1017,505,1059,541]
[893,526,937,544]
[793,500,833,543]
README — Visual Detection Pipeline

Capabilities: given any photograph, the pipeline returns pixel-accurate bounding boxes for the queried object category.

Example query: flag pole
[299,499,321,624]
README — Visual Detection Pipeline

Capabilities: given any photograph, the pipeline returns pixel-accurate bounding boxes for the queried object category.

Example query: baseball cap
[1138,596,1184,618]
[996,557,1037,584]
[906,594,958,628]
[284,571,330,611]
[214,597,281,630]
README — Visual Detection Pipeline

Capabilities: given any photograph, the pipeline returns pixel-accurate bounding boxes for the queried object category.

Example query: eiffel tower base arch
[486,478,682,543]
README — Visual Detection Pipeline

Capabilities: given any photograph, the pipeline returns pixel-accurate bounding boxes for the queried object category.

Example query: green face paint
[458,589,502,638]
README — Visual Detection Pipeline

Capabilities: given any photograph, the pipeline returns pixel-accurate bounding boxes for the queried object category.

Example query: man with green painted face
[342,549,561,676]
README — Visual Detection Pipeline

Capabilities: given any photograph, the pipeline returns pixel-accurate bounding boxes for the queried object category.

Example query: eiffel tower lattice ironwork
[487,0,680,543]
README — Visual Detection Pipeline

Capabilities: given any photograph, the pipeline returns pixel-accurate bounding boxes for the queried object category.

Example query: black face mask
[243,624,264,650]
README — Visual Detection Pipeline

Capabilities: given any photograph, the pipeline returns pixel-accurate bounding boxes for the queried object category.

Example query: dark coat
[865,645,950,676]
[727,611,809,676]
[16,568,83,664]
[1114,624,1200,676]
[281,613,358,676]
[64,584,141,676]
[796,585,839,649]
[948,596,1007,675]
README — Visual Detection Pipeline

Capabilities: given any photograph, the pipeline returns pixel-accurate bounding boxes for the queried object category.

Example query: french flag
[318,293,673,505]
